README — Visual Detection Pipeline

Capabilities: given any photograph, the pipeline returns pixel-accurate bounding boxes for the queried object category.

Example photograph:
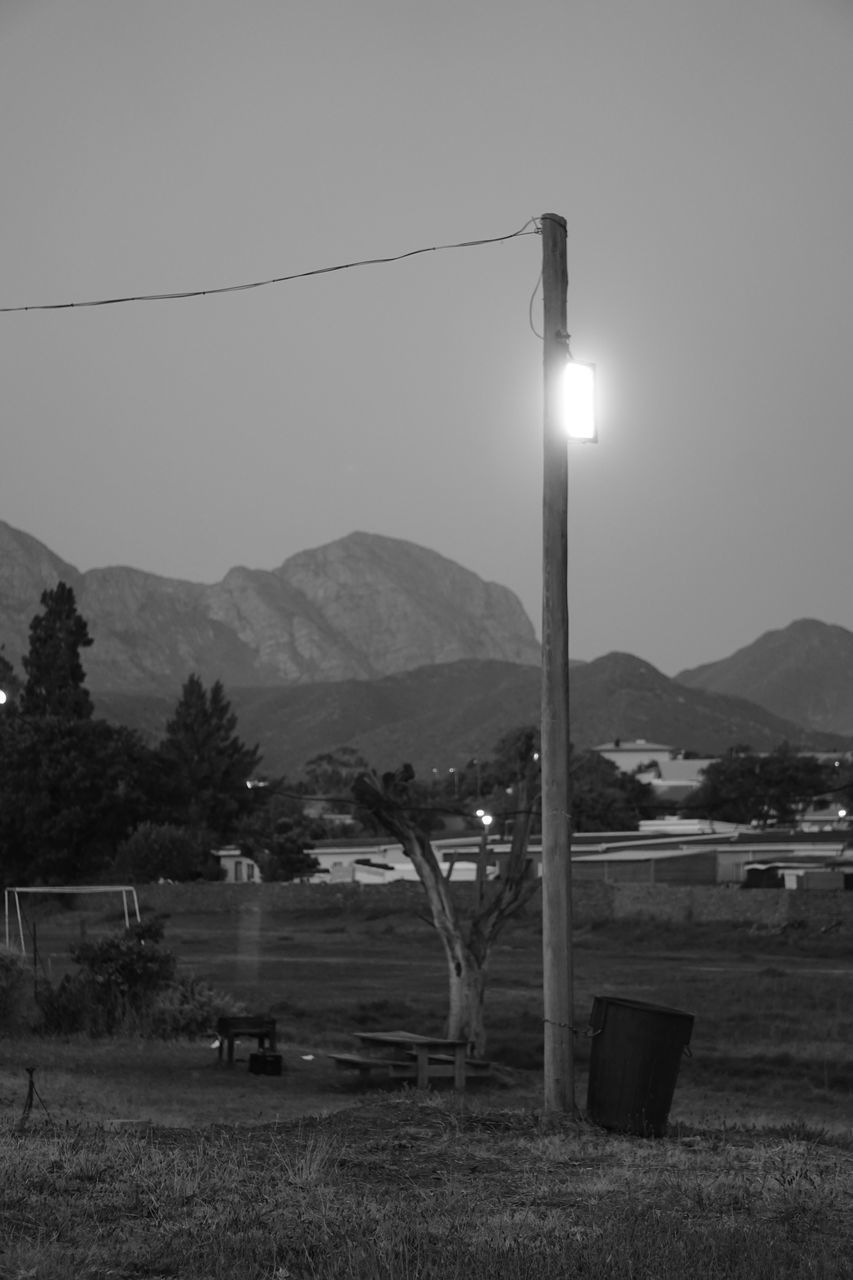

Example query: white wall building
[213,847,262,883]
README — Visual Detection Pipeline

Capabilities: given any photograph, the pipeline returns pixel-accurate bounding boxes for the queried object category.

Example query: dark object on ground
[248,1051,283,1076]
[586,996,694,1138]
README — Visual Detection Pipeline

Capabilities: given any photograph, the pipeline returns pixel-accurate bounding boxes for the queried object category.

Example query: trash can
[586,996,693,1138]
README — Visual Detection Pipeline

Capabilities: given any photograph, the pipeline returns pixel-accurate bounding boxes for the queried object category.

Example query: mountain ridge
[676,618,853,736]
[0,520,540,692]
[6,519,853,769]
[93,652,851,778]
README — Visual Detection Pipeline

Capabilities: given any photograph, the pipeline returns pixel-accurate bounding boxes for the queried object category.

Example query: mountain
[0,522,540,691]
[93,652,849,777]
[676,619,853,736]
[0,522,83,666]
[6,519,851,772]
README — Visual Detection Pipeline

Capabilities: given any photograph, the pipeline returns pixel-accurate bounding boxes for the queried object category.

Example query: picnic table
[329,1029,490,1090]
[216,1015,277,1066]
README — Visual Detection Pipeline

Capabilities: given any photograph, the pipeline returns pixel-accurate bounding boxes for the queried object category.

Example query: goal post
[3,885,141,955]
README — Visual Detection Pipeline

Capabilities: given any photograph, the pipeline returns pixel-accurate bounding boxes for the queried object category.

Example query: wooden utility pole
[540,212,574,1114]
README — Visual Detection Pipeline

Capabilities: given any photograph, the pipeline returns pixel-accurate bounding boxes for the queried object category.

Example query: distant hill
[0,521,540,692]
[93,652,849,778]
[7,519,851,771]
[676,619,853,736]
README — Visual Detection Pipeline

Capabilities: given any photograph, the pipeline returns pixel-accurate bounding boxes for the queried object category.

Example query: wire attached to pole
[0,219,539,315]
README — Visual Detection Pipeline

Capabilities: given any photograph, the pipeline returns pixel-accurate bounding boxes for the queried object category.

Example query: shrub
[0,946,31,1032]
[34,973,94,1036]
[37,917,178,1036]
[34,918,246,1039]
[147,976,246,1039]
[114,822,222,882]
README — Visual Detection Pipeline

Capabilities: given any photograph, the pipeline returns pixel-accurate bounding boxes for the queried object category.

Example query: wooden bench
[422,1052,493,1079]
[217,1015,277,1067]
[328,1052,422,1083]
[329,1040,492,1089]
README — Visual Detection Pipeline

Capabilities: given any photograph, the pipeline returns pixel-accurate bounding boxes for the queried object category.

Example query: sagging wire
[528,269,544,338]
[527,214,572,339]
[0,218,540,315]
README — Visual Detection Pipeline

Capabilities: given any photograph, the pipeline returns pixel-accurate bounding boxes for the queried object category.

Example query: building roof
[573,846,712,864]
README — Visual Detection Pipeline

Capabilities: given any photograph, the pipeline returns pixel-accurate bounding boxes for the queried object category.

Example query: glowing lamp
[560,359,597,442]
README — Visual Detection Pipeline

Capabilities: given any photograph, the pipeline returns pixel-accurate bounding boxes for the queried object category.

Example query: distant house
[634,757,717,804]
[798,800,851,832]
[594,741,714,804]
[594,740,676,773]
[213,847,262,884]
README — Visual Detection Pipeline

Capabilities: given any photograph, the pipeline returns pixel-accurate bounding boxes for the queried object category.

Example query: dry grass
[3,1094,853,1279]
[3,894,853,1276]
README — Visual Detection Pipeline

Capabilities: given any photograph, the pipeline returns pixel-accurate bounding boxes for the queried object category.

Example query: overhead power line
[0,219,540,315]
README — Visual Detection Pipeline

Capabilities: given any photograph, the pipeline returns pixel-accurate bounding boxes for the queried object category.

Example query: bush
[147,976,246,1039]
[34,973,95,1036]
[0,946,31,1032]
[34,918,245,1039]
[114,822,222,882]
[37,918,178,1036]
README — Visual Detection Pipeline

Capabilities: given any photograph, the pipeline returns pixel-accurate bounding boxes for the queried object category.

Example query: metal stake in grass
[17,1066,52,1132]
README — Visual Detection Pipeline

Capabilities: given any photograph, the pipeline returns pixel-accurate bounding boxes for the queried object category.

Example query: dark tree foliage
[481,727,541,838]
[481,726,654,834]
[569,749,655,831]
[0,713,154,886]
[235,786,321,882]
[686,744,829,827]
[0,647,20,706]
[114,822,223,883]
[20,581,93,719]
[156,674,261,837]
[302,746,372,794]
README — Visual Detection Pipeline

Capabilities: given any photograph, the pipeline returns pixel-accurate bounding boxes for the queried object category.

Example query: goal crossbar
[3,885,141,955]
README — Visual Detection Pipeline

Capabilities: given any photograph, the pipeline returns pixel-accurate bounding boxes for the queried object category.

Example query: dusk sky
[1,0,851,676]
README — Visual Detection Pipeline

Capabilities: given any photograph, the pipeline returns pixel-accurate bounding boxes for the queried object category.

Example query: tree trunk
[351,768,539,1059]
[445,942,488,1056]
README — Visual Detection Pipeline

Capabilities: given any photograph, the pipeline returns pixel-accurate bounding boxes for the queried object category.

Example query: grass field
[3,888,853,1277]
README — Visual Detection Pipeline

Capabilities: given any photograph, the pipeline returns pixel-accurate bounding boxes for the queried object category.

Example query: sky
[1,0,851,677]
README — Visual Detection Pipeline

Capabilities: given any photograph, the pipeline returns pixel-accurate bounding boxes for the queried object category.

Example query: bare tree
[352,745,540,1057]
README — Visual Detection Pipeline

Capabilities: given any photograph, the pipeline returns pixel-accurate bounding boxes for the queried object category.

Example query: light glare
[561,360,596,442]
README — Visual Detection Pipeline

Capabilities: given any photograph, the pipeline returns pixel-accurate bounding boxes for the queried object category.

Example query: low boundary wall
[129,879,853,930]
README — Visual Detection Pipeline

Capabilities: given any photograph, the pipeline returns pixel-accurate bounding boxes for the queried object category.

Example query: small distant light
[0,690,6,705]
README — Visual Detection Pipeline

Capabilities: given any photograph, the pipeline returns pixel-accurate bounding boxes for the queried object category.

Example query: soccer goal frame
[3,885,141,955]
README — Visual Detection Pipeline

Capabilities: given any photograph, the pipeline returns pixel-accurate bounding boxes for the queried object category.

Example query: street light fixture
[560,357,597,442]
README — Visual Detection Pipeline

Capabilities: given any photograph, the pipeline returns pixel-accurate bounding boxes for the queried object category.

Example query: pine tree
[0,647,20,706]
[157,674,261,836]
[20,581,93,719]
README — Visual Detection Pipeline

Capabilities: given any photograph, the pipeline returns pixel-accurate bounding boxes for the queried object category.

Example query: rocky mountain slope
[676,619,853,736]
[0,521,540,692]
[93,652,849,778]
